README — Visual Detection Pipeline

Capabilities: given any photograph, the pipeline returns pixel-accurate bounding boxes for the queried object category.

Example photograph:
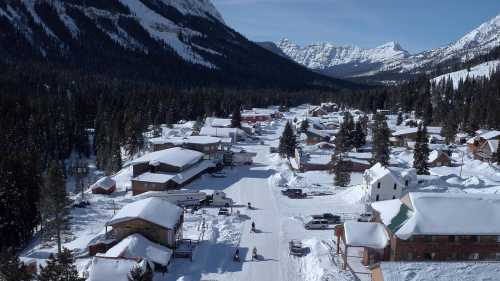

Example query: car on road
[357,213,373,222]
[287,190,307,199]
[281,188,302,196]
[311,213,341,224]
[304,218,329,230]
[289,240,308,257]
[218,207,230,216]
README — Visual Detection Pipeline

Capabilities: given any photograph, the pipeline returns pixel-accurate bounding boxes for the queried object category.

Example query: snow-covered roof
[87,257,146,281]
[364,163,403,186]
[392,127,418,137]
[344,222,389,249]
[132,172,175,183]
[481,130,500,140]
[103,234,172,266]
[305,153,332,165]
[379,261,500,281]
[171,160,215,184]
[91,176,116,191]
[205,117,232,128]
[488,139,499,153]
[306,128,331,138]
[199,126,247,138]
[107,197,183,230]
[128,147,203,168]
[150,136,221,145]
[373,193,500,240]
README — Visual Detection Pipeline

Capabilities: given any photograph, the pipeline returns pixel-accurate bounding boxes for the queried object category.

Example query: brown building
[427,150,452,167]
[305,128,331,145]
[106,197,184,249]
[370,192,500,263]
[91,176,116,195]
[467,130,500,160]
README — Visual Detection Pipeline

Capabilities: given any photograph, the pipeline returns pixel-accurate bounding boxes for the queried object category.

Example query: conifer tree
[396,112,403,126]
[413,124,430,175]
[300,119,309,133]
[37,248,84,281]
[39,161,71,254]
[127,263,153,281]
[352,121,366,150]
[0,249,34,281]
[278,122,297,159]
[372,114,391,166]
[441,111,458,145]
[192,118,204,136]
[332,155,351,187]
[231,106,242,128]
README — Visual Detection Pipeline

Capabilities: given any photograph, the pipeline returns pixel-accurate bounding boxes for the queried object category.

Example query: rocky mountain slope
[276,14,500,81]
[0,0,358,89]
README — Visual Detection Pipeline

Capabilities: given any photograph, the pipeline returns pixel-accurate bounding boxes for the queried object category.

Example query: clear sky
[212,0,500,53]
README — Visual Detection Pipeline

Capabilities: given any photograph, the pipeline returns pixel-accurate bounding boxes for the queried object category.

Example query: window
[448,235,456,242]
[393,184,397,190]
[423,253,432,260]
[496,236,500,243]
[377,182,381,189]
[447,252,458,260]
[405,180,409,187]
[496,253,500,261]
[407,252,414,260]
[392,196,396,199]
[376,194,380,201]
[468,253,479,260]
[474,236,481,243]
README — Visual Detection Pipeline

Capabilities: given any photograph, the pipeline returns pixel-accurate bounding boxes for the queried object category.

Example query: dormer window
[393,184,397,190]
[377,182,381,189]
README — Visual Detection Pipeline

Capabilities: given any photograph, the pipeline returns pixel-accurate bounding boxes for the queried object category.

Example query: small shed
[342,222,389,267]
[91,176,116,195]
[428,150,451,167]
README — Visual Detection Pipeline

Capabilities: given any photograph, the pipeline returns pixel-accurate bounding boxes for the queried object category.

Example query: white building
[362,163,416,202]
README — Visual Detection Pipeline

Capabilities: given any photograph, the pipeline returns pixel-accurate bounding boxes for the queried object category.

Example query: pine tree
[231,107,242,128]
[352,121,366,150]
[38,248,84,281]
[191,118,204,136]
[39,161,71,254]
[127,263,153,281]
[372,114,391,166]
[278,122,297,159]
[299,119,309,133]
[441,111,458,145]
[413,124,430,175]
[396,112,403,126]
[333,155,351,187]
[0,249,34,281]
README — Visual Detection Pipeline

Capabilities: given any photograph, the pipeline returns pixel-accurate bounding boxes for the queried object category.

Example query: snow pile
[380,261,500,281]
[339,185,366,204]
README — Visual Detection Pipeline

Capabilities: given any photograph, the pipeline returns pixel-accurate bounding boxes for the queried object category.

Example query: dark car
[312,213,341,224]
[281,188,303,196]
[288,190,307,199]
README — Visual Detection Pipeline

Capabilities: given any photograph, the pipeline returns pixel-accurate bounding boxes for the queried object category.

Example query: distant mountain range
[0,0,359,90]
[268,14,500,82]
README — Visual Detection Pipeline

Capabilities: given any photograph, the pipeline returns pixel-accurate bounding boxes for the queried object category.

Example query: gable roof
[103,234,172,266]
[107,198,183,230]
[128,147,203,169]
[344,222,389,249]
[372,193,500,240]
[364,163,403,186]
[91,176,116,191]
[88,257,146,281]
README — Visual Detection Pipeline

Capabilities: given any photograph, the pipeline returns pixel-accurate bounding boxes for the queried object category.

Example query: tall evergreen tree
[231,106,242,128]
[0,249,34,281]
[39,161,71,254]
[413,124,430,175]
[37,248,84,281]
[278,122,297,159]
[332,155,351,187]
[352,121,366,150]
[396,112,403,126]
[372,114,391,166]
[441,111,458,145]
[299,119,309,133]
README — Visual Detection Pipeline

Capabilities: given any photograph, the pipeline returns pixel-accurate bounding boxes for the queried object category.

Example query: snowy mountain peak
[157,0,225,23]
[376,41,406,52]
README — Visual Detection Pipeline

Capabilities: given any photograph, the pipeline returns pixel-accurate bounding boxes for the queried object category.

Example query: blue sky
[212,0,500,53]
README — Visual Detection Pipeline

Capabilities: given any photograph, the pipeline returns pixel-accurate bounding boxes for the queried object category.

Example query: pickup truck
[311,213,341,224]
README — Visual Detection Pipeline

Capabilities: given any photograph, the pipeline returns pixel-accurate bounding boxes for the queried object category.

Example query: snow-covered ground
[431,60,500,89]
[20,106,500,281]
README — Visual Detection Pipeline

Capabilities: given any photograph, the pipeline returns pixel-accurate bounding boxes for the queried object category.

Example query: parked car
[304,218,329,230]
[357,213,373,222]
[289,240,308,257]
[269,147,278,153]
[311,213,341,224]
[281,188,302,196]
[288,190,307,199]
[218,207,230,216]
[211,172,227,178]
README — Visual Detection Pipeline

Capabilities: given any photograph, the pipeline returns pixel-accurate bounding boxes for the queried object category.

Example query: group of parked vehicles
[281,188,307,199]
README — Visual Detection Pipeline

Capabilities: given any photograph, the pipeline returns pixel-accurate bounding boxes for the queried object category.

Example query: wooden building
[106,198,184,249]
[91,176,116,195]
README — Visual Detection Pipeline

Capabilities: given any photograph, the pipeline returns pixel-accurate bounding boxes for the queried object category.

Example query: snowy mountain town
[0,1,499,281]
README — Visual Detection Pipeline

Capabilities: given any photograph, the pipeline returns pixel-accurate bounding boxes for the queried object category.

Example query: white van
[304,218,329,230]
